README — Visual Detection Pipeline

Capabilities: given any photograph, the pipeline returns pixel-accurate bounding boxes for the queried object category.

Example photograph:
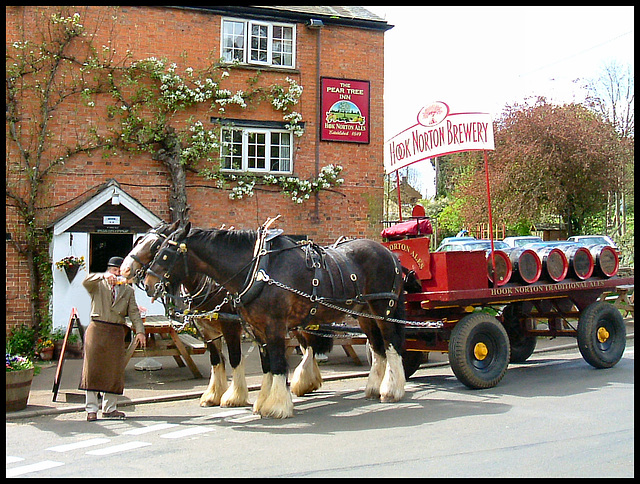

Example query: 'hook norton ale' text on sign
[321,77,370,144]
[384,101,494,174]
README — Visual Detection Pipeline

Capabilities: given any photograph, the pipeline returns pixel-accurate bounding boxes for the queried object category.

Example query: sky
[365,6,634,197]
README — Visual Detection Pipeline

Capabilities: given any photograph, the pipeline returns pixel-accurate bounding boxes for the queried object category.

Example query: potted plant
[6,353,37,412]
[52,328,83,359]
[36,338,55,361]
[55,255,85,283]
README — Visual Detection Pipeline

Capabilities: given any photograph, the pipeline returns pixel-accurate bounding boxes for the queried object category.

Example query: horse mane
[187,227,257,248]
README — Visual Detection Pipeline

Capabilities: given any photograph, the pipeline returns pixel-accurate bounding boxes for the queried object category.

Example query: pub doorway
[89,233,134,272]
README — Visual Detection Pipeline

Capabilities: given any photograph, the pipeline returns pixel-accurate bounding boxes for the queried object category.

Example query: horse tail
[296,332,333,356]
[308,333,334,356]
[393,289,407,322]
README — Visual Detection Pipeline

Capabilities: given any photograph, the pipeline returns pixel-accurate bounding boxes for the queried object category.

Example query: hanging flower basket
[55,256,85,283]
[63,265,79,283]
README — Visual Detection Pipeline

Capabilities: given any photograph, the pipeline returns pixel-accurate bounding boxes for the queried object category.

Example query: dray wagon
[381,226,633,389]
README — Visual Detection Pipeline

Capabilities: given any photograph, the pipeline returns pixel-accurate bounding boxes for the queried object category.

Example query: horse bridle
[129,229,169,288]
[147,239,190,297]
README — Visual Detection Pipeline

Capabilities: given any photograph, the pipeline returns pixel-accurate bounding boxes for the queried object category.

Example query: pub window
[221,127,293,174]
[221,18,295,68]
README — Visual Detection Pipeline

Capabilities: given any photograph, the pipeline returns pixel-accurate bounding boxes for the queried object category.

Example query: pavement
[7,317,633,421]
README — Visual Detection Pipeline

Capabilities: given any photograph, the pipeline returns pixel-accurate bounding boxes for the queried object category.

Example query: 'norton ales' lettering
[387,242,425,270]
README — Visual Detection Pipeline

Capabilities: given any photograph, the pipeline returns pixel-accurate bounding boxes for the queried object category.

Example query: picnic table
[598,284,634,318]
[125,315,206,378]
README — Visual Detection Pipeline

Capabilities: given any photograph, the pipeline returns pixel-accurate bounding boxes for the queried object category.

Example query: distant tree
[584,61,634,239]
[455,99,623,236]
[585,61,634,138]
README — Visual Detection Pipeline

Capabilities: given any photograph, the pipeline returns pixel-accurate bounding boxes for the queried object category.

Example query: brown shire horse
[121,221,333,408]
[144,221,407,418]
[121,221,248,407]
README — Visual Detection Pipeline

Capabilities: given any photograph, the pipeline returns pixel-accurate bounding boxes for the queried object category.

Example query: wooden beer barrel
[562,245,594,280]
[533,246,569,282]
[487,250,512,286]
[506,248,542,284]
[586,244,619,278]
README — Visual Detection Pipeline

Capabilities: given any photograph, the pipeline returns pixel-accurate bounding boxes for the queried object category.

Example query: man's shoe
[87,412,97,422]
[102,410,125,419]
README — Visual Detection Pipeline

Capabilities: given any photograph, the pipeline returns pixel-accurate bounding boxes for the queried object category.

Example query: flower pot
[64,265,80,283]
[39,347,54,361]
[6,367,34,412]
[54,340,83,359]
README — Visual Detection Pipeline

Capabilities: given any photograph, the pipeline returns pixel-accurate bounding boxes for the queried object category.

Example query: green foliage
[617,226,635,267]
[51,328,80,344]
[6,325,37,358]
[437,197,466,238]
[507,219,535,236]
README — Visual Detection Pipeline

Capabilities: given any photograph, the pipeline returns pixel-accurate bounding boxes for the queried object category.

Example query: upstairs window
[221,127,293,174]
[222,18,295,68]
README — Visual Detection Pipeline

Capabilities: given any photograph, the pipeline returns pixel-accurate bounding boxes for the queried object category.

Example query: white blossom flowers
[229,164,344,203]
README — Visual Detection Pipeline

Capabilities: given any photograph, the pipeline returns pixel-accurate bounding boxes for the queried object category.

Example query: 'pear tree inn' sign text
[384,101,495,174]
[321,77,370,143]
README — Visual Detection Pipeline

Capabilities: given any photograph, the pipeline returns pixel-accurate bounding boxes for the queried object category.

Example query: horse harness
[151,218,442,330]
[233,222,405,324]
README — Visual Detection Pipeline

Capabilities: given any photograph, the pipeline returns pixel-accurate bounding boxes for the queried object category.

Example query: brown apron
[79,320,127,395]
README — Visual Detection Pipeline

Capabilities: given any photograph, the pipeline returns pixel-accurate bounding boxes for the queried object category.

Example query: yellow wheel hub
[474,342,489,360]
[597,326,610,343]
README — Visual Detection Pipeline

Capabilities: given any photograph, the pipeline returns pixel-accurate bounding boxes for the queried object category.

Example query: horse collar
[232,226,278,308]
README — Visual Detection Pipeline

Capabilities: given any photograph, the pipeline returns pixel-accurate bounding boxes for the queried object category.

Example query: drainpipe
[307,19,324,223]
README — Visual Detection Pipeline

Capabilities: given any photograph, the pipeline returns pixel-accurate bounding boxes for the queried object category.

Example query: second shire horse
[144,221,408,419]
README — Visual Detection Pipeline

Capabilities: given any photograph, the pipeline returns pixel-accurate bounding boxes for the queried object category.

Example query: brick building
[6,6,391,332]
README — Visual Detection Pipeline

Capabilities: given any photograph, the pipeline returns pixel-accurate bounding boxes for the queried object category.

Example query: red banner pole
[484,150,497,287]
[396,170,403,222]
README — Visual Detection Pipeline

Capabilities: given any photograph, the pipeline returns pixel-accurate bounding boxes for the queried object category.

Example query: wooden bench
[285,331,367,366]
[125,317,207,378]
[599,284,634,318]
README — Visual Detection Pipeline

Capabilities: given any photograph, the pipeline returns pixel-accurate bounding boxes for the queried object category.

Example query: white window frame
[221,127,293,175]
[221,17,296,68]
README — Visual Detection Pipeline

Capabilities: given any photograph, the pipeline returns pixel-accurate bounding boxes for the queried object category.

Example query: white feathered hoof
[291,347,323,397]
[258,374,294,419]
[199,363,228,407]
[253,373,273,415]
[220,359,250,407]
[379,346,406,403]
[365,350,387,399]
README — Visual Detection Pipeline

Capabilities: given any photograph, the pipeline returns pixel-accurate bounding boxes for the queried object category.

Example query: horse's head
[121,221,180,279]
[143,222,191,299]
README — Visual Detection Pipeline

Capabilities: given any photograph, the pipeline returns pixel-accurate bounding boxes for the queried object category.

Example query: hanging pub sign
[384,101,495,174]
[321,77,370,143]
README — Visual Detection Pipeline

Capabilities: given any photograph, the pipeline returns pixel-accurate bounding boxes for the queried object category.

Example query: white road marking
[122,423,180,435]
[5,456,24,464]
[295,400,337,410]
[190,409,251,421]
[46,438,111,453]
[160,426,216,439]
[6,460,64,477]
[85,441,152,455]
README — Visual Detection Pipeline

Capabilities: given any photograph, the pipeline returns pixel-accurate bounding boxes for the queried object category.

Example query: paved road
[6,342,634,477]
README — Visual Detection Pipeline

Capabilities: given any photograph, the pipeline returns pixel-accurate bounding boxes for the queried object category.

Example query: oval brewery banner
[384,101,494,174]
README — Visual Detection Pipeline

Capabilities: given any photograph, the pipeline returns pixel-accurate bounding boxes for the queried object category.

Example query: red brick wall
[5,6,386,333]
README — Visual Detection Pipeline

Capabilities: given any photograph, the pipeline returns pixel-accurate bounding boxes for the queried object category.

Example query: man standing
[80,256,146,421]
